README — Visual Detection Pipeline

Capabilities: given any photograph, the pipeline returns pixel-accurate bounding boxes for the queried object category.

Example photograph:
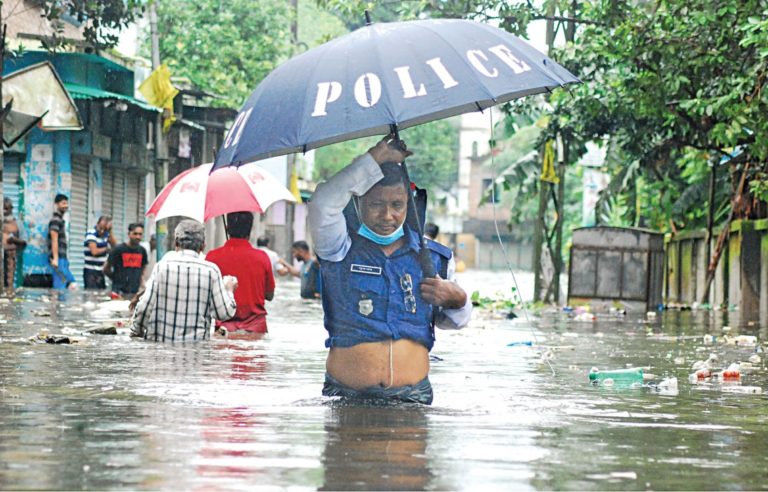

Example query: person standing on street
[424,222,439,241]
[3,198,26,289]
[207,212,275,334]
[279,240,321,299]
[48,194,77,290]
[83,215,116,289]
[103,223,148,297]
[256,236,288,278]
[308,135,471,405]
[131,220,237,342]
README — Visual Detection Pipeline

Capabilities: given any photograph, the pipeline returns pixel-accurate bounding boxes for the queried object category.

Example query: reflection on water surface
[1,271,767,490]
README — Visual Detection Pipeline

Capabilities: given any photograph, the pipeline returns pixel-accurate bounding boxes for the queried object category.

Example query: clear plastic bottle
[589,367,644,383]
[721,385,762,394]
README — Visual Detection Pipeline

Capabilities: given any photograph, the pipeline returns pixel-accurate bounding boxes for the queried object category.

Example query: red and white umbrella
[146,162,296,222]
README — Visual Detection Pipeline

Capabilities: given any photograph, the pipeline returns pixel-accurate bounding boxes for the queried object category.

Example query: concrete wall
[21,131,72,276]
[665,219,768,325]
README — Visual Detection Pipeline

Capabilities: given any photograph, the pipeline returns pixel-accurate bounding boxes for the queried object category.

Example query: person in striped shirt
[83,216,116,289]
[131,220,238,342]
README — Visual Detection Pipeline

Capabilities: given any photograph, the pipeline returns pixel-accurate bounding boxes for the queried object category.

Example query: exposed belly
[326,338,429,389]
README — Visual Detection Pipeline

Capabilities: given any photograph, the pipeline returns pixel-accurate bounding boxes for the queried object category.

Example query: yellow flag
[139,64,179,133]
[540,140,559,184]
[139,64,178,108]
[289,168,303,203]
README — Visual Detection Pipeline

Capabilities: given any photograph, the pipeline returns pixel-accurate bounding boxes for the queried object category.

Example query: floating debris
[86,326,118,335]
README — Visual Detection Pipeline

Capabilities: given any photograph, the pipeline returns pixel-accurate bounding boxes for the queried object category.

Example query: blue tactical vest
[319,225,451,351]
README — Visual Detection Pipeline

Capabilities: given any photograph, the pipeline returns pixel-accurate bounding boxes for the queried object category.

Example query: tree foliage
[35,0,143,48]
[313,118,459,193]
[154,0,294,108]
[316,0,768,230]
[553,0,768,228]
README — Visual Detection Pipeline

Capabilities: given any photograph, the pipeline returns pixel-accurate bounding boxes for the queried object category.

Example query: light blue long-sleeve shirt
[308,152,472,330]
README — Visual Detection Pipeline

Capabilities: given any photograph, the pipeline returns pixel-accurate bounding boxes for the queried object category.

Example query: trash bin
[567,226,664,312]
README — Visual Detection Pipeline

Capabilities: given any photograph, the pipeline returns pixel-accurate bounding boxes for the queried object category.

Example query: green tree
[33,0,143,49]
[153,0,294,108]
[552,0,768,228]
[313,118,459,195]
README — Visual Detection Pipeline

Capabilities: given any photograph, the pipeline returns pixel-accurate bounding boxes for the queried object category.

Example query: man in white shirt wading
[132,220,238,342]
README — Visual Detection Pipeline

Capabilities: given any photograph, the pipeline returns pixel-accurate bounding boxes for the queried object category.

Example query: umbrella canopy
[214,18,579,169]
[146,162,296,222]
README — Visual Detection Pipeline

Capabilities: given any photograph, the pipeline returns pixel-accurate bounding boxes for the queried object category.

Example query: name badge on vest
[358,298,374,316]
[350,264,382,275]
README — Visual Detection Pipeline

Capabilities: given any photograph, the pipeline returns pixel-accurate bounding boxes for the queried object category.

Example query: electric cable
[486,109,556,376]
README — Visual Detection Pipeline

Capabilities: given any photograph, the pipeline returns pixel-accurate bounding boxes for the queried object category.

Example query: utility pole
[284,0,299,257]
[533,2,558,304]
[149,0,168,259]
[532,1,577,304]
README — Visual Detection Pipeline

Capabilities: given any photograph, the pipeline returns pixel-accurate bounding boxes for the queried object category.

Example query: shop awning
[64,83,161,113]
[2,61,83,146]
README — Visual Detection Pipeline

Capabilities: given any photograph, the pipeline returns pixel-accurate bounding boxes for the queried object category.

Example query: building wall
[21,130,72,277]
[2,0,85,47]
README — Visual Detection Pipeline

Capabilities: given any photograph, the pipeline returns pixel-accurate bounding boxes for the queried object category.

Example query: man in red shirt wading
[206,211,275,334]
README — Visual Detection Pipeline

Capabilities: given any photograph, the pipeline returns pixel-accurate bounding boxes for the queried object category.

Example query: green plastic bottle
[589,367,644,383]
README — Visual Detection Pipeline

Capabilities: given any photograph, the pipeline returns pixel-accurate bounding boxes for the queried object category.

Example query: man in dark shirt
[48,193,76,290]
[104,222,148,297]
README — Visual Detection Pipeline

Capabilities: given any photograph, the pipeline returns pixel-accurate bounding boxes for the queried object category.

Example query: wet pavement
[1,269,767,491]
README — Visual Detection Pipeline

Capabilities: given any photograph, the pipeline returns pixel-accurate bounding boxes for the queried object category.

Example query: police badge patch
[358,299,374,316]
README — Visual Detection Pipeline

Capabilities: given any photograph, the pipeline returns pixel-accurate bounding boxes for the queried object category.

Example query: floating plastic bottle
[739,361,756,373]
[688,368,712,384]
[589,367,643,384]
[725,335,758,346]
[721,385,763,394]
[657,377,678,391]
[507,341,534,347]
[714,362,741,381]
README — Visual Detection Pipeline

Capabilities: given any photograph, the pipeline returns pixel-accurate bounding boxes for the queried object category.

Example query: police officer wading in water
[309,135,472,404]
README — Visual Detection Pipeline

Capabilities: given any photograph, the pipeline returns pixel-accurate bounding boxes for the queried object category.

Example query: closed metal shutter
[102,166,114,220]
[111,168,126,239]
[69,158,90,286]
[125,173,141,227]
[3,156,21,212]
[138,174,147,226]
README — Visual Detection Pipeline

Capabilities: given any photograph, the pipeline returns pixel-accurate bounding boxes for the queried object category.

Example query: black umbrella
[215,16,579,275]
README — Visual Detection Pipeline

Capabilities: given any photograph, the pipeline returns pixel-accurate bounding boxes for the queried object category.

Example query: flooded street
[1,269,767,491]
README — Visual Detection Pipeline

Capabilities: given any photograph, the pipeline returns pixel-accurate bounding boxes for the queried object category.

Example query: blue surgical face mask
[357,222,404,245]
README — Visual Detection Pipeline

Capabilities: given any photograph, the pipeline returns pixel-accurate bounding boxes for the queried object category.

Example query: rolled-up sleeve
[435,256,473,330]
[209,270,237,321]
[308,153,384,262]
[131,276,156,337]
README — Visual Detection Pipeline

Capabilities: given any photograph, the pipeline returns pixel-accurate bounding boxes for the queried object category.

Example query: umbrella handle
[391,126,436,279]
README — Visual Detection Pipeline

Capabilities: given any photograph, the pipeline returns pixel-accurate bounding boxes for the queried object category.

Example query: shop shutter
[125,173,141,227]
[137,174,147,225]
[102,166,114,220]
[111,168,127,239]
[69,158,90,287]
[3,156,21,212]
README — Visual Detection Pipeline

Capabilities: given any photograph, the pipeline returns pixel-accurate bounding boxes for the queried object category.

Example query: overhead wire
[486,109,556,377]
